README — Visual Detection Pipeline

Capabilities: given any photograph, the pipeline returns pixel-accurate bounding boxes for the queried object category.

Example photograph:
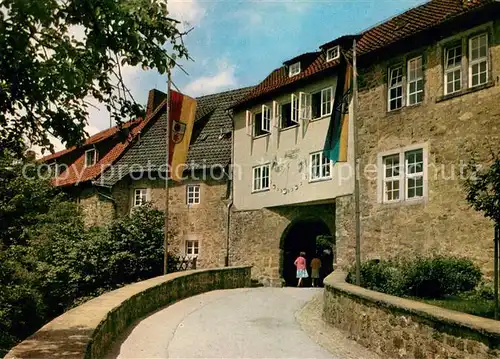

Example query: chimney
[146,89,168,117]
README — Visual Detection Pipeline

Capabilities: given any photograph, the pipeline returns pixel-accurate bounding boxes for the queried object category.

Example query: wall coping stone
[324,270,500,340]
[4,266,251,359]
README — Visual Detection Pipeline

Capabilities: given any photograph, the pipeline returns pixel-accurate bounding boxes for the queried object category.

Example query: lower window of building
[310,151,332,181]
[252,164,270,192]
[134,188,148,207]
[381,148,425,203]
[186,184,200,204]
[185,240,199,257]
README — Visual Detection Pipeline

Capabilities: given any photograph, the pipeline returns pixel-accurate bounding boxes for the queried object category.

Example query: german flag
[168,90,197,181]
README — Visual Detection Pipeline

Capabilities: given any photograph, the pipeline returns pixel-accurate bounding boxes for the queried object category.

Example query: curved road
[107,287,377,359]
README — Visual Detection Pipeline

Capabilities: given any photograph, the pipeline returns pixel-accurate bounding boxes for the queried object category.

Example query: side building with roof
[43,86,253,269]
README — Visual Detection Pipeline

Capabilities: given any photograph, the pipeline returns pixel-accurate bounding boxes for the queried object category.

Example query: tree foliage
[0,154,179,354]
[0,0,189,154]
[464,156,500,225]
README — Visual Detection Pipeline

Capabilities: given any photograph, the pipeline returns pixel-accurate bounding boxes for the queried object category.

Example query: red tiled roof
[47,98,168,187]
[356,0,493,55]
[237,52,340,108]
[235,0,494,108]
[41,118,142,162]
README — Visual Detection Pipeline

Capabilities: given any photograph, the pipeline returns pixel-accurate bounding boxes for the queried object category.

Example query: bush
[348,256,483,299]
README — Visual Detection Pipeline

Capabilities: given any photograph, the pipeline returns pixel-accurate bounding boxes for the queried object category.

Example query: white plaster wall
[233,75,355,210]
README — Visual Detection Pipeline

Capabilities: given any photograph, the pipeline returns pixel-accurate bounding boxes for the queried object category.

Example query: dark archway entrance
[280,218,334,287]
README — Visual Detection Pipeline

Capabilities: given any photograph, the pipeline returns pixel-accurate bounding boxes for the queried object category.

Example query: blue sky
[85,0,426,136]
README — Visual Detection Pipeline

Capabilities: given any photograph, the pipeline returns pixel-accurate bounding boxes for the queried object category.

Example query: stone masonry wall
[112,176,229,269]
[337,20,500,276]
[230,203,335,286]
[78,187,115,228]
[323,271,500,359]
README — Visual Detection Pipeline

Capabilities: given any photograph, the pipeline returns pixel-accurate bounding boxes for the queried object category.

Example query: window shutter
[245,110,253,137]
[291,94,298,123]
[299,92,312,121]
[262,105,271,132]
[272,101,281,128]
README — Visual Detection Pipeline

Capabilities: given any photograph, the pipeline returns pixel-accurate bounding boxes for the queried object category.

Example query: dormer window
[289,62,301,77]
[326,46,340,62]
[85,149,97,167]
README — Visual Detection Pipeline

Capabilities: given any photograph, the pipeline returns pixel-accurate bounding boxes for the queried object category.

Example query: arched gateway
[279,217,335,287]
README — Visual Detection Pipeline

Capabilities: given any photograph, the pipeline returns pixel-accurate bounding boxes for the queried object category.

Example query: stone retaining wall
[323,271,500,359]
[4,266,251,359]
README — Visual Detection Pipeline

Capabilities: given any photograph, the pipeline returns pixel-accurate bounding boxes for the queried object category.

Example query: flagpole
[164,69,171,275]
[353,39,361,286]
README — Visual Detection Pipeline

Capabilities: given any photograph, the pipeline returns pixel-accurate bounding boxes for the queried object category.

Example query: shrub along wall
[324,271,500,359]
[4,267,251,359]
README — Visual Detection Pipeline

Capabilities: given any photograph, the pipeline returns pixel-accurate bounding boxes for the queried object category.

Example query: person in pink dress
[294,251,308,287]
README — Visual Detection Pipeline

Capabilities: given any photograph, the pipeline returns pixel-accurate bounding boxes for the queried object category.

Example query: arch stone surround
[229,202,335,286]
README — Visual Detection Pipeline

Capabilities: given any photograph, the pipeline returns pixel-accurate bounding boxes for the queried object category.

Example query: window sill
[436,80,495,103]
[310,114,330,122]
[253,133,271,139]
[387,102,422,114]
[279,124,299,132]
[381,197,427,207]
[309,177,332,184]
[251,188,270,194]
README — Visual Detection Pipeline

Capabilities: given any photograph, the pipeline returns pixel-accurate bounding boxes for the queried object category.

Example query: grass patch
[415,295,495,320]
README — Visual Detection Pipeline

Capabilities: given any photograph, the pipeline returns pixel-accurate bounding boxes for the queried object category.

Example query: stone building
[229,39,356,286]
[44,87,253,269]
[335,0,500,277]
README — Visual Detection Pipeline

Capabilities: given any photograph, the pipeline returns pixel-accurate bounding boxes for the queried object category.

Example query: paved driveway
[106,287,377,359]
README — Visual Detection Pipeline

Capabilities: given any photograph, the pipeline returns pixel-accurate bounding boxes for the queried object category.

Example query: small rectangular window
[186,185,200,205]
[407,56,423,105]
[291,94,299,123]
[280,102,295,129]
[185,240,199,257]
[252,164,270,192]
[309,152,332,181]
[85,149,97,167]
[134,188,148,207]
[289,62,301,77]
[253,112,267,137]
[405,149,424,200]
[383,154,400,202]
[321,87,333,116]
[469,33,488,88]
[326,46,340,62]
[388,65,403,111]
[445,45,462,95]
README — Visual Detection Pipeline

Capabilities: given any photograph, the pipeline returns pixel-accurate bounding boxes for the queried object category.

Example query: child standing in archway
[294,252,308,287]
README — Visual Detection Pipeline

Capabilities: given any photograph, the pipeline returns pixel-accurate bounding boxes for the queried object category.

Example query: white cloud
[168,0,206,29]
[183,60,238,97]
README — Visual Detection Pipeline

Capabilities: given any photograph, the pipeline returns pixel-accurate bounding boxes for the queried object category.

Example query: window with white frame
[185,240,199,257]
[85,149,97,167]
[252,164,270,192]
[469,33,488,88]
[291,94,299,123]
[380,147,426,204]
[442,31,489,95]
[262,105,271,133]
[388,65,403,111]
[310,151,332,181]
[383,154,400,202]
[445,45,462,94]
[289,62,301,77]
[186,185,200,205]
[134,188,148,207]
[311,87,334,119]
[326,46,340,62]
[405,150,424,200]
[407,56,423,105]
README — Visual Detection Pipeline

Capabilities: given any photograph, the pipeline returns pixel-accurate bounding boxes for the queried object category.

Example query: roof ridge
[195,85,255,100]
